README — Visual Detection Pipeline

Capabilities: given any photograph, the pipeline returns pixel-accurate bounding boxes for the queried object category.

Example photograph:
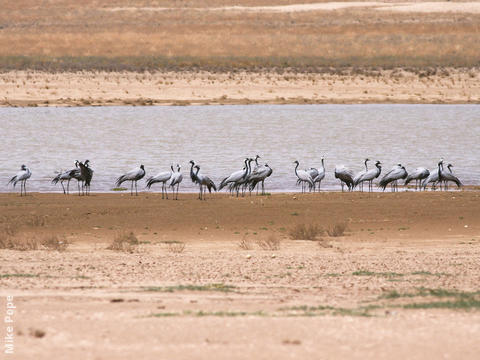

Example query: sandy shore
[1,192,479,358]
[1,68,479,107]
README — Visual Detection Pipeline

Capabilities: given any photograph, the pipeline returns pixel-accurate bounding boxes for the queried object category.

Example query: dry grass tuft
[289,224,324,240]
[0,234,39,251]
[26,215,47,227]
[327,223,348,237]
[107,232,139,252]
[29,328,46,338]
[40,235,68,252]
[256,234,280,250]
[238,236,253,250]
[166,242,186,253]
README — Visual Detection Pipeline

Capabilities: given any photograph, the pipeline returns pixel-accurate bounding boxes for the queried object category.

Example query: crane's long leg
[135,180,138,196]
[67,179,71,194]
[24,180,27,196]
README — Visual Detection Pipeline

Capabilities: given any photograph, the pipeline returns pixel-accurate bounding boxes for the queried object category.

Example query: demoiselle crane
[334,165,354,192]
[8,164,32,196]
[355,160,382,192]
[169,164,183,200]
[294,160,314,193]
[379,164,407,192]
[115,165,146,196]
[194,165,216,200]
[404,167,430,191]
[146,165,173,199]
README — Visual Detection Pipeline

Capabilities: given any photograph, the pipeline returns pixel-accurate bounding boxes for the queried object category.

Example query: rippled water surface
[1,104,479,193]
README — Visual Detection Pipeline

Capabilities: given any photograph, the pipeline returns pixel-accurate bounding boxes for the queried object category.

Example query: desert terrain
[1,1,479,106]
[0,192,479,358]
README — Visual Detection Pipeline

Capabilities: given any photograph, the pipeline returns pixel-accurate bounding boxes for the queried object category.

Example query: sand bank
[1,68,479,107]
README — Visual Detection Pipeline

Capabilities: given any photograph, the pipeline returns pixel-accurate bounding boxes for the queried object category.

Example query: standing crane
[115,165,146,196]
[8,165,32,196]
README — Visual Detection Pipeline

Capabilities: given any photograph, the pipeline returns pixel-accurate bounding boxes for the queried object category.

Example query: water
[1,104,479,193]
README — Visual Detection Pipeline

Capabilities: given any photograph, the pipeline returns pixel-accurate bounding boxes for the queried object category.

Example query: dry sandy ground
[0,192,479,359]
[1,68,479,107]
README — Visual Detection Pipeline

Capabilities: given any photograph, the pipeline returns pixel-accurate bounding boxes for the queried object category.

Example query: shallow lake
[1,104,479,193]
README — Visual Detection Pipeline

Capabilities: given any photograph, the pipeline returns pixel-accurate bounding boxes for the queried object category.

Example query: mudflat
[1,192,479,359]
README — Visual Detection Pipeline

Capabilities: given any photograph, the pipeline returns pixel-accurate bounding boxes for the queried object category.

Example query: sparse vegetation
[0,273,38,278]
[256,234,280,250]
[327,223,348,237]
[107,232,139,252]
[0,235,39,251]
[142,283,236,293]
[289,224,323,240]
[40,235,68,252]
[353,270,403,278]
[166,241,186,253]
[238,236,253,250]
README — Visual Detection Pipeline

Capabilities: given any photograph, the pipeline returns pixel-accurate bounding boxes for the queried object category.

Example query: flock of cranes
[7,157,462,197]
[291,157,461,193]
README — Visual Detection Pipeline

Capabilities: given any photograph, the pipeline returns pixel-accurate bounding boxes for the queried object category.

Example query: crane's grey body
[404,167,430,191]
[312,157,326,192]
[438,161,462,190]
[379,164,407,192]
[116,165,145,196]
[52,163,78,195]
[249,163,273,195]
[169,164,183,200]
[219,158,249,196]
[355,161,382,192]
[193,165,217,200]
[421,170,440,191]
[353,158,370,192]
[8,165,31,196]
[334,165,354,192]
[78,160,93,195]
[294,161,314,193]
[146,167,172,199]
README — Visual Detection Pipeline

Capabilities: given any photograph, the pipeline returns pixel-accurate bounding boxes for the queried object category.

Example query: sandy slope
[0,192,479,358]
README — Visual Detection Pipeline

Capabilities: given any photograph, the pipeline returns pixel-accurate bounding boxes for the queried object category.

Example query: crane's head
[255,155,260,160]
[376,161,382,166]
[21,164,26,170]
[189,160,195,165]
[75,160,79,167]
[194,165,200,170]
[85,160,90,166]
[293,160,299,165]
[177,164,181,171]
[365,158,370,162]
[140,165,145,170]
